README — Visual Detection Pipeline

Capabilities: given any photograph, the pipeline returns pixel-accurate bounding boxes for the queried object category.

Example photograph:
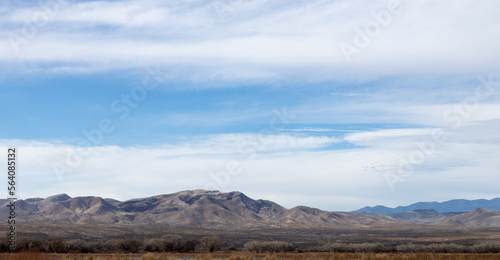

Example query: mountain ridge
[352,198,500,214]
[0,190,403,228]
[2,190,500,229]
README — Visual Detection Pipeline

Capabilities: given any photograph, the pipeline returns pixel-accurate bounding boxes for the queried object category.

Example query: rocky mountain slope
[433,208,500,228]
[0,190,401,228]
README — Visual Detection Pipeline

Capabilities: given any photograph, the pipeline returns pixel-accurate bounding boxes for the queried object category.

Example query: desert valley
[2,190,500,259]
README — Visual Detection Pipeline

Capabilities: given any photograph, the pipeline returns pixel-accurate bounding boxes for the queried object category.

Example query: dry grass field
[2,252,500,260]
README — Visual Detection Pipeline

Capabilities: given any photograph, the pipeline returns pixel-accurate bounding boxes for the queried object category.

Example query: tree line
[0,235,221,253]
[3,235,500,254]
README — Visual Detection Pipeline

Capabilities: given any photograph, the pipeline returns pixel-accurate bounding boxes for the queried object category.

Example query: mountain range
[0,190,399,228]
[352,198,500,215]
[2,190,500,229]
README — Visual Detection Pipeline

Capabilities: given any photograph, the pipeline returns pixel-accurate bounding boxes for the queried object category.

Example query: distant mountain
[353,205,395,215]
[352,198,500,215]
[0,190,403,228]
[389,209,446,223]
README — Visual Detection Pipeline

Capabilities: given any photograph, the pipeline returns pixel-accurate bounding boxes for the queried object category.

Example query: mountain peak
[46,193,71,201]
[35,193,72,211]
[473,208,490,213]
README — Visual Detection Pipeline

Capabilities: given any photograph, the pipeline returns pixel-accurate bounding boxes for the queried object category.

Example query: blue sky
[1,0,500,211]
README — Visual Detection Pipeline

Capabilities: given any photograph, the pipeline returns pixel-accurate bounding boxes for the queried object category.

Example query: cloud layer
[1,0,499,81]
[3,116,499,211]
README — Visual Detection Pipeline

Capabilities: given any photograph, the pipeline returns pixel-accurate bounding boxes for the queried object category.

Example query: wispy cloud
[329,92,365,97]
[280,127,353,132]
[2,115,499,211]
[344,128,440,142]
[1,0,499,82]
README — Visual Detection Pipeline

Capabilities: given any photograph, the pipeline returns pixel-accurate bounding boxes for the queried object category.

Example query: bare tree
[244,241,295,253]
[182,239,200,252]
[145,238,163,252]
[115,238,143,253]
[47,236,65,253]
[200,236,221,253]
[17,238,47,252]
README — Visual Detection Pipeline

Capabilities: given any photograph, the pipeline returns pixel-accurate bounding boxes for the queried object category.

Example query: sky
[1,0,499,211]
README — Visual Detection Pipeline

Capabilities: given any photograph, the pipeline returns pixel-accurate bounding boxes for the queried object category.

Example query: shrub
[182,239,200,252]
[46,236,66,253]
[319,243,347,253]
[472,241,500,253]
[162,234,183,252]
[16,238,47,252]
[244,241,295,253]
[100,239,118,252]
[396,243,418,253]
[200,236,221,253]
[145,238,163,252]
[347,242,385,253]
[66,239,96,253]
[145,236,199,253]
[320,242,385,253]
[115,238,144,253]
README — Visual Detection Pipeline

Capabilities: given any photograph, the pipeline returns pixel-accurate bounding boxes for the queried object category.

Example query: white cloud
[1,0,499,81]
[1,116,499,211]
[344,128,438,142]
